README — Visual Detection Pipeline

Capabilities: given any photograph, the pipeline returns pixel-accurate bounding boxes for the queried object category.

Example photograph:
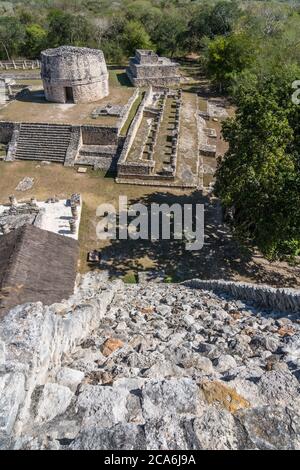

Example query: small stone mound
[15,176,34,191]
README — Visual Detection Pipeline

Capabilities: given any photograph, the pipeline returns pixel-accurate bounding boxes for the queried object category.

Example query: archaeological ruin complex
[127,50,181,87]
[0,46,225,187]
[41,46,109,104]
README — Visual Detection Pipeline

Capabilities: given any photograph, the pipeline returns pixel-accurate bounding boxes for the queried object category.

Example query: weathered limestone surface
[0,274,300,450]
[0,121,14,145]
[127,50,180,87]
[41,46,109,104]
[183,279,300,313]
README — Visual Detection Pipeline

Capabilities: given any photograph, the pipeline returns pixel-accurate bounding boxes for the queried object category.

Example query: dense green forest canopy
[0,0,299,61]
[0,0,299,260]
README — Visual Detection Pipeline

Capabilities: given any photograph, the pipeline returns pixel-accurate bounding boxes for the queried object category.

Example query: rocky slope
[1,273,300,450]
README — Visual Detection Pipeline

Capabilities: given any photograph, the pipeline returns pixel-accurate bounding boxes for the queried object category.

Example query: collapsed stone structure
[117,87,183,182]
[0,200,42,234]
[41,46,109,104]
[127,50,180,87]
[1,272,300,450]
[0,78,31,105]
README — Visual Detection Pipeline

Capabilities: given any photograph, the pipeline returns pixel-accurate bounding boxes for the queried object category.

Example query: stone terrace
[0,80,135,126]
[118,89,201,188]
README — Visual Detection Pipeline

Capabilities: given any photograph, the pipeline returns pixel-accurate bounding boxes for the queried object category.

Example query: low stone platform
[127,50,180,87]
[117,88,201,188]
[0,196,82,240]
[0,83,135,126]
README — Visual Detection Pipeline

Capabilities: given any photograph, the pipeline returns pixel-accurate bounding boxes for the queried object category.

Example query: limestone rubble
[0,272,300,450]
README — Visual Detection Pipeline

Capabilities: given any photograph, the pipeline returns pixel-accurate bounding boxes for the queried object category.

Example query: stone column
[30,197,37,206]
[71,193,81,206]
[69,219,77,234]
[9,195,17,206]
[71,204,78,220]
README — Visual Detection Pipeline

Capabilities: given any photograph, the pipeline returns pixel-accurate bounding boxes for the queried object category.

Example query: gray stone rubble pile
[0,273,300,450]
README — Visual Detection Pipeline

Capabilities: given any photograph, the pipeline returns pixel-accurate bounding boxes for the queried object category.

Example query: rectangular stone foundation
[128,75,181,88]
[126,50,181,88]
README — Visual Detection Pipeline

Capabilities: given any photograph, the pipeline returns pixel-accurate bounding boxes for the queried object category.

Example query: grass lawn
[108,67,132,88]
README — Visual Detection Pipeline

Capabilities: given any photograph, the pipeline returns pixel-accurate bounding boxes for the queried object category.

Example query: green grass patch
[108,68,132,88]
[123,272,138,284]
[120,91,144,137]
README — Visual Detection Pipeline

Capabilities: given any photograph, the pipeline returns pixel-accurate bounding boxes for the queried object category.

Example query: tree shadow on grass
[16,89,47,104]
[92,189,282,283]
[90,190,300,286]
[115,72,133,87]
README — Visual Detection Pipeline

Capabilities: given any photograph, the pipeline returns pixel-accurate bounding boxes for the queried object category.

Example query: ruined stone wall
[41,46,109,104]
[43,78,109,104]
[64,126,82,167]
[81,126,119,146]
[117,88,154,177]
[127,51,180,87]
[182,279,300,313]
[1,121,121,166]
[1,273,300,450]
[127,70,180,87]
[0,274,121,443]
[132,64,179,79]
[118,161,155,176]
[135,50,158,64]
[5,123,21,161]
[95,156,118,171]
[0,121,14,144]
[76,142,121,171]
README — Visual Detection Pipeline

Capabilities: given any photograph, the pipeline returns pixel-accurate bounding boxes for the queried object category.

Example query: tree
[152,13,187,57]
[215,67,300,259]
[209,0,241,37]
[122,20,152,57]
[68,14,91,46]
[0,17,25,60]
[187,0,241,51]
[23,24,47,58]
[47,10,91,48]
[47,10,72,47]
[203,33,256,91]
[125,1,161,37]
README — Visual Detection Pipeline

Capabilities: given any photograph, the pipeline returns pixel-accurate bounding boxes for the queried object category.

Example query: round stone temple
[41,46,109,104]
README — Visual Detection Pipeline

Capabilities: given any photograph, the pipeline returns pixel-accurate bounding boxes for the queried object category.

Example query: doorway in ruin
[65,87,74,103]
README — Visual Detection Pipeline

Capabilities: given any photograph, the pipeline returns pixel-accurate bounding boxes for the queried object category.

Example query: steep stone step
[15,123,72,163]
[16,151,67,159]
[17,143,69,150]
[16,150,67,162]
[78,144,117,158]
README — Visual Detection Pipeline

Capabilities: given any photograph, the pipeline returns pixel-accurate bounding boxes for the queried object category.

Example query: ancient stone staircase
[15,123,72,163]
[1,273,300,449]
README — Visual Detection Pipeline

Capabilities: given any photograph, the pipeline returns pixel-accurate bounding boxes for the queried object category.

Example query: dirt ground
[0,160,298,288]
[0,76,134,126]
